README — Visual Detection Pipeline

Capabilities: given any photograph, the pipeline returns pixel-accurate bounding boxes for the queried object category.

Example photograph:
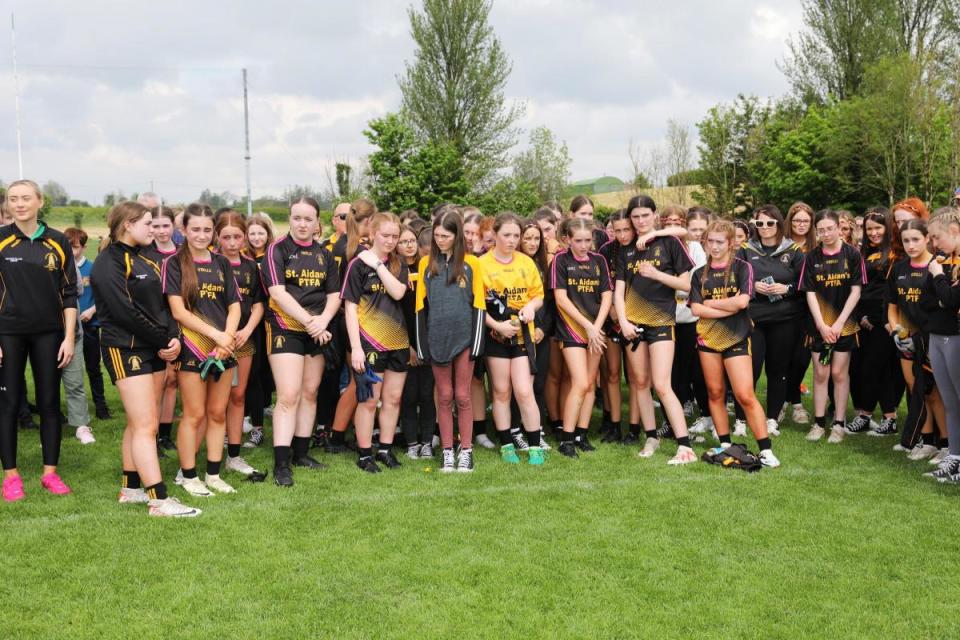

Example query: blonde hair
[7,179,43,200]
[369,211,403,277]
[929,210,960,280]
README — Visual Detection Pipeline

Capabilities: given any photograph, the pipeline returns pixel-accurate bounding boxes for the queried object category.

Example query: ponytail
[346,198,377,259]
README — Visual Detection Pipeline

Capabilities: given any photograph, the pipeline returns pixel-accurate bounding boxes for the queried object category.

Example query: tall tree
[664,120,693,205]
[511,126,572,202]
[398,0,524,186]
[42,180,69,206]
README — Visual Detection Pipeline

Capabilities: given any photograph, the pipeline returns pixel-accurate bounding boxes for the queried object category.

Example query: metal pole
[242,68,252,216]
[11,13,24,178]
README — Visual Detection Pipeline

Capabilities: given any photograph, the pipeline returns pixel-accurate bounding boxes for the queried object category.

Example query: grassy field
[1,367,959,639]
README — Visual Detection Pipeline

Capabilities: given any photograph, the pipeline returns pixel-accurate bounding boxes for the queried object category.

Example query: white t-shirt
[675,240,706,324]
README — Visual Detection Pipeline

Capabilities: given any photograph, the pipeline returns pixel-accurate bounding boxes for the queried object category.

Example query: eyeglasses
[397,239,417,246]
[334,214,347,220]
[792,219,811,226]
[754,220,777,228]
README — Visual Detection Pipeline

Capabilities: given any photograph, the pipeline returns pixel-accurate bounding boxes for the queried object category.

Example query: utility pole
[242,68,252,216]
[11,13,24,178]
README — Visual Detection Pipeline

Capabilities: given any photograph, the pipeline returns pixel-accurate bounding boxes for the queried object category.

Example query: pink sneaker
[3,475,25,502]
[40,472,72,495]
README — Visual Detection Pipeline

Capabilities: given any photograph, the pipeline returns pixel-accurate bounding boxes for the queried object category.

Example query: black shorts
[628,323,674,345]
[176,351,238,375]
[697,337,751,360]
[365,348,408,374]
[806,332,859,354]
[102,346,165,384]
[484,333,533,360]
[265,319,330,358]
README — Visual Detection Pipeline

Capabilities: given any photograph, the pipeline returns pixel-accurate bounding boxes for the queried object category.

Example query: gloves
[354,363,384,402]
[199,355,226,381]
[893,333,915,356]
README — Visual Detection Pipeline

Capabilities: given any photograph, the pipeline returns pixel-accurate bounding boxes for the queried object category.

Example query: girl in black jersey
[326,198,376,455]
[885,220,947,458]
[342,212,410,473]
[848,208,902,436]
[613,195,697,465]
[142,206,181,453]
[784,202,817,426]
[163,204,241,497]
[242,213,275,448]
[91,202,199,517]
[518,220,552,448]
[690,219,779,468]
[215,212,265,479]
[799,209,865,444]
[262,198,340,486]
[0,180,77,502]
[550,218,612,458]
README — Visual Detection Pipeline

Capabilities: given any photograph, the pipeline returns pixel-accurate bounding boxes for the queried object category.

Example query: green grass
[1,374,959,640]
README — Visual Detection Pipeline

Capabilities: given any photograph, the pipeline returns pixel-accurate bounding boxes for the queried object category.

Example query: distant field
[591,185,701,210]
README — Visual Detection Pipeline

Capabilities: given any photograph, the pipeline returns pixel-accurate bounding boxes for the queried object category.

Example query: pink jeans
[432,349,475,449]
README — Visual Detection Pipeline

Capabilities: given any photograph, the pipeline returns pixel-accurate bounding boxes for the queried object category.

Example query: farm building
[567,176,625,195]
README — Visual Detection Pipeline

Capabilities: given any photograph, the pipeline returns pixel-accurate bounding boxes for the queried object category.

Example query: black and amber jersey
[323,232,340,254]
[262,235,339,332]
[615,236,694,327]
[341,257,410,352]
[402,259,420,345]
[0,223,77,335]
[549,249,611,344]
[689,259,754,352]
[478,251,544,345]
[858,244,895,324]
[140,242,178,270]
[331,234,367,285]
[598,239,622,282]
[799,243,866,336]
[228,255,265,329]
[91,242,179,350]
[162,252,241,361]
[885,258,930,336]
[923,256,960,336]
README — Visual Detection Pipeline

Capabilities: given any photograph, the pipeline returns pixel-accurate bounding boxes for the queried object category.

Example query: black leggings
[401,365,436,444]
[244,328,274,428]
[0,332,64,470]
[81,322,107,410]
[735,319,799,420]
[851,323,904,414]
[786,339,811,405]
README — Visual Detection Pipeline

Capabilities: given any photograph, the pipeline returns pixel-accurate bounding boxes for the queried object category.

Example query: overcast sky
[0,0,802,204]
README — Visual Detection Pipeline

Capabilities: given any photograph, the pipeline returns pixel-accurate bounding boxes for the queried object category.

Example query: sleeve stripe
[266,239,281,287]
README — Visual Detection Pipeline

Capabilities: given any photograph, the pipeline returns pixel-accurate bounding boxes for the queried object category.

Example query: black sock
[122,470,140,489]
[378,437,393,449]
[757,437,772,451]
[938,436,948,449]
[206,459,221,476]
[832,419,844,429]
[497,430,513,446]
[292,436,310,458]
[550,419,563,432]
[574,427,588,441]
[145,482,167,501]
[273,445,291,468]
[629,423,642,436]
[181,467,197,479]
[227,444,241,458]
[527,429,541,447]
[359,447,373,459]
[815,415,826,428]
[644,429,658,440]
[331,430,346,445]
[473,420,486,437]
[602,410,611,424]
[560,431,574,443]
[677,435,690,448]
[158,422,172,439]
[719,433,731,444]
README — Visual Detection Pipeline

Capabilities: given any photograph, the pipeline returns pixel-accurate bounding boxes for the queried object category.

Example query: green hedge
[46,205,333,231]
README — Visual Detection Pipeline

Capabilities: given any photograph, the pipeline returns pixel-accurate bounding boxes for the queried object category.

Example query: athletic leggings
[786,340,811,405]
[400,364,436,445]
[734,318,799,420]
[672,322,698,407]
[928,333,960,456]
[850,323,904,414]
[433,349,475,449]
[0,332,64,470]
[244,327,274,427]
[81,322,107,410]
[900,334,934,450]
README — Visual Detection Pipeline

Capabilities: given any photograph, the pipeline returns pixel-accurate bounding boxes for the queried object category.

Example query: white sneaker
[806,425,825,442]
[75,426,96,445]
[907,443,939,461]
[440,448,456,473]
[929,448,949,466]
[827,425,845,444]
[180,476,213,497]
[204,474,236,494]
[732,420,747,437]
[432,435,440,448]
[242,416,253,434]
[689,416,713,434]
[792,404,810,425]
[174,469,185,485]
[148,496,202,517]
[118,487,149,504]
[638,437,660,458]
[225,456,257,476]
[406,444,422,460]
[759,449,781,468]
[419,442,434,459]
[892,443,911,452]
[765,418,780,437]
[474,434,496,449]
[667,445,697,465]
[539,431,551,451]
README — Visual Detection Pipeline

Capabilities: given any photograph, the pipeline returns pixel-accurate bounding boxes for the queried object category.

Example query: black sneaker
[655,422,675,440]
[456,448,474,473]
[324,439,349,454]
[357,456,382,474]
[311,429,327,449]
[292,454,328,470]
[375,449,402,469]
[510,429,530,451]
[926,455,960,481]
[574,434,596,452]
[18,414,38,430]
[608,425,623,443]
[868,417,897,437]
[158,436,176,451]
[95,405,111,420]
[273,463,294,487]
[558,441,579,458]
[622,431,640,445]
[845,415,871,434]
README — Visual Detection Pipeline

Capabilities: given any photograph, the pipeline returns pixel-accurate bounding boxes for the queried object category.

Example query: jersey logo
[780,255,790,263]
[653,247,661,258]
[274,335,286,349]
[367,351,377,365]
[127,355,143,371]
[458,276,468,288]
[44,252,58,271]
[218,269,225,282]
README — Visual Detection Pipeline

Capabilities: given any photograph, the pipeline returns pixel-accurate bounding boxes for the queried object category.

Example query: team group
[2,178,960,516]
